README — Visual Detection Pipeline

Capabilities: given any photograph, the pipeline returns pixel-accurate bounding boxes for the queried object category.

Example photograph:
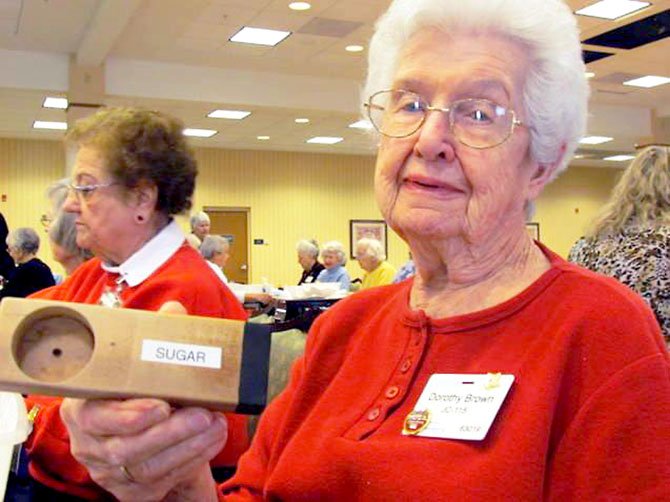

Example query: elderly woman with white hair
[296,238,324,285]
[355,237,397,290]
[55,0,669,499]
[186,210,210,248]
[315,240,350,291]
[0,227,55,298]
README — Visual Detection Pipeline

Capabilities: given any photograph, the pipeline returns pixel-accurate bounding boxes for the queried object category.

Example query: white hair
[356,237,386,262]
[296,239,319,259]
[199,235,229,260]
[363,0,588,179]
[321,240,347,266]
[190,211,210,229]
[7,227,40,255]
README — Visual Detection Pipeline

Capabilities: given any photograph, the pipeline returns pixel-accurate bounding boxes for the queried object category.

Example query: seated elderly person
[296,239,325,285]
[47,1,669,500]
[0,227,55,298]
[45,179,93,281]
[200,234,272,306]
[316,240,350,291]
[355,237,397,289]
[21,107,249,500]
[186,211,210,249]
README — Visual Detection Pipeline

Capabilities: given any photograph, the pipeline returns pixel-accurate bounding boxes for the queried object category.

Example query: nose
[413,110,457,163]
[62,189,80,213]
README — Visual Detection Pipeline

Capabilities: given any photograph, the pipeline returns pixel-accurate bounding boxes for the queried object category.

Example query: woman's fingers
[61,398,171,436]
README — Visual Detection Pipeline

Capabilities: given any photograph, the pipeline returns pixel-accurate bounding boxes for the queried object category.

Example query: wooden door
[206,208,249,284]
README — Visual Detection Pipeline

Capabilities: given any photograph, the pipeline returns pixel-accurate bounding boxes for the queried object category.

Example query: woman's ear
[131,180,159,211]
[527,143,566,199]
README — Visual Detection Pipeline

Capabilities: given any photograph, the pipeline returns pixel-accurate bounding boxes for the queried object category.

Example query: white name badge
[141,339,222,370]
[402,373,514,441]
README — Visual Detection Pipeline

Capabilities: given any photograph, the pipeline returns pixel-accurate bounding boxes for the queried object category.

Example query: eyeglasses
[364,89,526,149]
[68,181,117,201]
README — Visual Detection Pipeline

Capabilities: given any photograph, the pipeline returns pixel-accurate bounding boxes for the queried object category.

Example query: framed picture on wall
[350,219,388,259]
[526,222,540,241]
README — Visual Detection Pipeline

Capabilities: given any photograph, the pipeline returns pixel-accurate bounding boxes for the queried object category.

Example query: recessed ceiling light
[579,136,613,145]
[43,97,68,109]
[257,135,270,140]
[307,136,343,145]
[575,0,649,20]
[623,75,670,88]
[183,128,217,138]
[289,2,311,11]
[295,118,310,124]
[345,45,364,53]
[585,72,596,79]
[603,154,635,161]
[349,119,373,130]
[207,109,251,120]
[229,26,291,47]
[33,120,67,130]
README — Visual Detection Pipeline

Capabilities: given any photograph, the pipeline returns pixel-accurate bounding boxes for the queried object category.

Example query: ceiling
[0,0,668,166]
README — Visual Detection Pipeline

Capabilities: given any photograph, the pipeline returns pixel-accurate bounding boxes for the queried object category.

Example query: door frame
[203,206,251,283]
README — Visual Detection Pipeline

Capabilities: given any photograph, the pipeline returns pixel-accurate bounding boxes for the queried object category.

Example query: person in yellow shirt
[355,237,397,290]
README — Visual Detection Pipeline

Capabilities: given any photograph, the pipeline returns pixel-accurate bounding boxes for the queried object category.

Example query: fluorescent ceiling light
[257,135,270,140]
[207,109,251,119]
[295,118,310,124]
[43,97,68,109]
[183,128,217,138]
[289,2,311,10]
[603,154,635,161]
[230,26,291,47]
[575,0,649,20]
[573,154,585,159]
[307,136,343,145]
[623,75,670,88]
[580,136,613,145]
[33,120,67,130]
[349,119,373,130]
[345,45,364,53]
[585,72,595,79]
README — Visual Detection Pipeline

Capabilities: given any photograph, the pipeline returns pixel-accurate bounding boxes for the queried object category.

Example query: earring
[135,214,145,223]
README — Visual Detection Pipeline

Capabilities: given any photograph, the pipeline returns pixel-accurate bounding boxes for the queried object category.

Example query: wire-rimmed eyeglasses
[364,89,526,149]
[67,181,117,201]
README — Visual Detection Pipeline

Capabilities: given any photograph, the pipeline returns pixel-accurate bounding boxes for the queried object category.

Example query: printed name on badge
[402,373,514,441]
[141,339,222,369]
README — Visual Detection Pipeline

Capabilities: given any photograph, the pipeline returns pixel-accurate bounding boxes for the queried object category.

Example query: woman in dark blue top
[1,227,55,298]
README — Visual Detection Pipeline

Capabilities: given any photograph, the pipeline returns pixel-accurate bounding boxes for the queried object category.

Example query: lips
[402,175,464,195]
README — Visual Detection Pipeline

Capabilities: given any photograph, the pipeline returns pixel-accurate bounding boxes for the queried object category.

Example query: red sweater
[221,248,670,500]
[25,244,249,500]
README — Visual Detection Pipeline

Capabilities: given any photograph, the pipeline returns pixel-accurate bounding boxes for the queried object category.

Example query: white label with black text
[141,339,222,369]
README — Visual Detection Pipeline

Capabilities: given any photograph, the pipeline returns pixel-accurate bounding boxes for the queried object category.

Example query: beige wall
[0,138,620,284]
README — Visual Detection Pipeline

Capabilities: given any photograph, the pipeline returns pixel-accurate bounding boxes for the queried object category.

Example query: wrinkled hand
[60,398,226,501]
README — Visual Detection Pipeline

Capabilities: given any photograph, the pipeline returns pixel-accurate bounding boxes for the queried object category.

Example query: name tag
[403,373,514,441]
[141,340,222,369]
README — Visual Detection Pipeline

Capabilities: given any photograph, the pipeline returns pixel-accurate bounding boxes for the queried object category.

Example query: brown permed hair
[66,107,197,216]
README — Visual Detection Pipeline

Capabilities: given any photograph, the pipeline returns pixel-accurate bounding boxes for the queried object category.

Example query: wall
[0,138,620,283]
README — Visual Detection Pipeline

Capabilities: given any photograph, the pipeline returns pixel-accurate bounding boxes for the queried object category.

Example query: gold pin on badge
[485,372,501,390]
[402,409,431,435]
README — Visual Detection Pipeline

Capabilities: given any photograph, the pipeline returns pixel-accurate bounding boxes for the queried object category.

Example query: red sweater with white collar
[221,249,670,500]
[25,244,249,500]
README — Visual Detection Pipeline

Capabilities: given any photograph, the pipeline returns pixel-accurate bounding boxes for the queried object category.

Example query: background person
[569,145,670,347]
[43,1,669,500]
[315,240,350,291]
[45,179,93,281]
[355,237,397,290]
[0,213,15,282]
[186,210,210,249]
[200,234,272,306]
[0,227,55,298]
[296,238,324,285]
[21,107,249,500]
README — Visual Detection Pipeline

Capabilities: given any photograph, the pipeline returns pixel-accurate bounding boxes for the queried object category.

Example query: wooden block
[0,298,271,413]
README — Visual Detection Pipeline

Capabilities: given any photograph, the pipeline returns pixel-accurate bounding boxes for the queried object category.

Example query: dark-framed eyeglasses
[364,89,526,149]
[67,181,117,201]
